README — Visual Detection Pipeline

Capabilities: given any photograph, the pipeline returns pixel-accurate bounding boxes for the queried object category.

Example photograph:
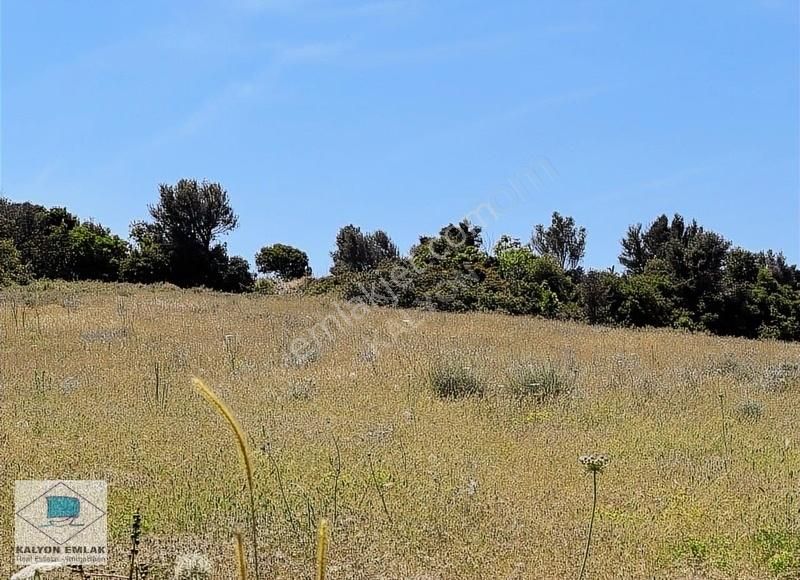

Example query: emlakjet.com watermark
[15,480,108,565]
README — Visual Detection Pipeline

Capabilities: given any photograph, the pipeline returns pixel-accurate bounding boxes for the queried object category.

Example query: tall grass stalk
[315,518,330,580]
[234,531,248,580]
[192,376,261,580]
[718,393,730,464]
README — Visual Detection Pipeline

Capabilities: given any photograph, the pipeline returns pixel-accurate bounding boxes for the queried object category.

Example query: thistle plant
[578,453,610,580]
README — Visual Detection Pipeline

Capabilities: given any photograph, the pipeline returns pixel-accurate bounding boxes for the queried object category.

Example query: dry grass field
[2,281,800,579]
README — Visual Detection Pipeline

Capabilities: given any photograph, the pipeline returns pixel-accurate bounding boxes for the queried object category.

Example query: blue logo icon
[44,495,82,527]
[16,482,105,545]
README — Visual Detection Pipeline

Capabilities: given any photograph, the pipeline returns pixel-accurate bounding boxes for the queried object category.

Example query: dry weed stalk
[192,376,261,580]
[315,518,330,580]
[234,531,248,580]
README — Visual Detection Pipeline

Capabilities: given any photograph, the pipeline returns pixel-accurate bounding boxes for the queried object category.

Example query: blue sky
[2,0,798,274]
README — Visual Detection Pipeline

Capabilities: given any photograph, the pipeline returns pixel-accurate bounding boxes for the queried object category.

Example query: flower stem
[578,471,597,580]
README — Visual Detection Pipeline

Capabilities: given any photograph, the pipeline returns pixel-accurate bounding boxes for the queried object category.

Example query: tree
[0,239,30,286]
[579,270,624,324]
[725,247,760,285]
[369,230,399,264]
[121,221,170,283]
[331,225,368,274]
[150,179,238,252]
[711,248,800,339]
[711,248,762,338]
[133,179,240,288]
[644,214,672,259]
[619,224,647,274]
[760,250,799,288]
[493,235,522,255]
[496,245,572,315]
[619,215,679,274]
[201,245,254,293]
[219,255,256,293]
[618,273,675,327]
[617,213,731,328]
[394,220,493,312]
[0,198,129,281]
[753,267,800,340]
[531,212,586,270]
[330,225,399,274]
[681,229,729,306]
[66,222,129,281]
[256,244,311,280]
[0,200,75,279]
[411,220,484,267]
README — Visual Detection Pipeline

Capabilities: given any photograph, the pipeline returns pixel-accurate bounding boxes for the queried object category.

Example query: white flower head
[579,453,610,473]
[174,552,212,579]
[11,562,65,579]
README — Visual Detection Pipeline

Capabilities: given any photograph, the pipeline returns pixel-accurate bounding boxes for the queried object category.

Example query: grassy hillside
[2,281,800,579]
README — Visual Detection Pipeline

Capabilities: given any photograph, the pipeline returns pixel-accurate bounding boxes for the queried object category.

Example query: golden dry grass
[2,281,800,579]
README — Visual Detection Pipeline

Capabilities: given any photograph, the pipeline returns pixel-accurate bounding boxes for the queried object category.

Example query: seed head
[579,453,610,473]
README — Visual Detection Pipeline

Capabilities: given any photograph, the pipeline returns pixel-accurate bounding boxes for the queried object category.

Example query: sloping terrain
[2,282,799,579]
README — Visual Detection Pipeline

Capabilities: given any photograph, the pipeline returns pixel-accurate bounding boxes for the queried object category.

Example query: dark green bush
[507,361,573,401]
[429,364,485,398]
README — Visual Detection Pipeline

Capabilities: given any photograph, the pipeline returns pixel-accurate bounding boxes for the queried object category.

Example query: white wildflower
[579,453,610,473]
[174,553,212,579]
[11,562,65,579]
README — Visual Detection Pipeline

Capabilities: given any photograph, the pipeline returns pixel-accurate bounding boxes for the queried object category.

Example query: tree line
[1,178,798,341]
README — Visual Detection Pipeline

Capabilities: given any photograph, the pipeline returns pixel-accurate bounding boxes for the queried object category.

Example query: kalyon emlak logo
[15,480,107,565]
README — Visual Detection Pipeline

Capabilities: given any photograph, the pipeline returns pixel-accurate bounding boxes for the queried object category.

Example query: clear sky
[2,0,798,274]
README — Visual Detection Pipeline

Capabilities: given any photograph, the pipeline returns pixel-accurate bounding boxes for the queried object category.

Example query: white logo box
[15,480,108,566]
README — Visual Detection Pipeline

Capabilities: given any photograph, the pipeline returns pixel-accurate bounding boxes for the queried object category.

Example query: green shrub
[0,239,31,286]
[753,529,800,577]
[340,259,418,308]
[254,277,277,295]
[735,399,764,422]
[673,536,733,571]
[507,361,573,401]
[429,364,485,398]
[682,538,709,562]
[301,275,347,297]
